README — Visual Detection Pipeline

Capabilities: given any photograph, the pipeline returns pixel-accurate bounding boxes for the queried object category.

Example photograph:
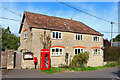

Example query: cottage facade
[18,11,104,68]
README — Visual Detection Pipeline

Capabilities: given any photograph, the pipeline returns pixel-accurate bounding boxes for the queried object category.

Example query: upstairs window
[93,36,99,42]
[52,31,62,39]
[24,31,27,39]
[51,48,63,56]
[93,49,100,55]
[76,34,83,40]
[74,48,84,55]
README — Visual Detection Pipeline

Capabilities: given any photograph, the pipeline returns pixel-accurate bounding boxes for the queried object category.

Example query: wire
[0,17,21,21]
[56,0,116,24]
[0,5,22,17]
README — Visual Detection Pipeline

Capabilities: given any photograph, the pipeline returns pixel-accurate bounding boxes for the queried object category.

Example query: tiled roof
[19,11,103,36]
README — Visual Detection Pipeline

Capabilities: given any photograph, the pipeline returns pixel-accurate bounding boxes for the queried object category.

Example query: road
[2,67,119,78]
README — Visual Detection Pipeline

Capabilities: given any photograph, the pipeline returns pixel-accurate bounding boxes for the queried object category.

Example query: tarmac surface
[2,67,119,78]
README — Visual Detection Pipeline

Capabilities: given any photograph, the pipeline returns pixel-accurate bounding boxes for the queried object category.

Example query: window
[93,36,99,42]
[52,31,62,39]
[51,48,63,56]
[93,49,100,55]
[24,31,27,39]
[74,48,84,55]
[76,34,82,40]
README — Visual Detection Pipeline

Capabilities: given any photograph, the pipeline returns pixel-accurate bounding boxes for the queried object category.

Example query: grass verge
[41,61,120,74]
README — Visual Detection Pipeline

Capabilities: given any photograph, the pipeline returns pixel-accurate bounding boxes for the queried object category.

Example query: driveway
[2,67,119,78]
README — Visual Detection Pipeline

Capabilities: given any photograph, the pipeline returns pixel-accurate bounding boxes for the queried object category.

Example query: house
[18,11,104,68]
[112,42,120,47]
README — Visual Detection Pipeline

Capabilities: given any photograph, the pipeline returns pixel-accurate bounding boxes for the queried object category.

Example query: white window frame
[93,49,100,55]
[75,34,83,41]
[24,31,27,39]
[51,47,63,56]
[52,31,62,39]
[74,48,84,55]
[93,36,99,42]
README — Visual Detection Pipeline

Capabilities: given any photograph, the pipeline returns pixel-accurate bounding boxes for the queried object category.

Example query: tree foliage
[113,34,120,42]
[40,30,51,49]
[1,27,20,51]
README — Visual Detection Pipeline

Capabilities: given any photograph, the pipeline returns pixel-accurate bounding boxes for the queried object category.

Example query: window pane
[78,35,80,40]
[60,49,62,52]
[56,48,59,52]
[98,37,99,41]
[56,32,58,38]
[59,33,61,38]
[76,34,77,40]
[78,49,80,54]
[75,49,77,54]
[52,49,55,52]
[53,32,55,38]
[81,49,83,52]
[81,35,82,40]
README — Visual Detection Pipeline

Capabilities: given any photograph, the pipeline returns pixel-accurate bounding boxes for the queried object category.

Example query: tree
[1,27,20,51]
[40,30,51,49]
[113,34,120,42]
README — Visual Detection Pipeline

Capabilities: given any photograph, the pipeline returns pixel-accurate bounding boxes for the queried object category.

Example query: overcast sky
[1,2,118,40]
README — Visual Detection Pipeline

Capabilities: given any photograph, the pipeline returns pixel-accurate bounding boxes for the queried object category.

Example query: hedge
[104,46,120,61]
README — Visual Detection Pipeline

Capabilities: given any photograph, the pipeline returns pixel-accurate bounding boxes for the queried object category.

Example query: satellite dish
[101,46,105,50]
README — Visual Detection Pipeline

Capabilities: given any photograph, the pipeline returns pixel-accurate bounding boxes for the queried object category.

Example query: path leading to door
[2,67,118,78]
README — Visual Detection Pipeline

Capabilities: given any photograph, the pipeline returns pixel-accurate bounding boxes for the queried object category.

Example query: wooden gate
[15,52,22,69]
[1,51,7,69]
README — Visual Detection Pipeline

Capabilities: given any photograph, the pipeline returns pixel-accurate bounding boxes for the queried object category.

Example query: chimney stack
[71,18,72,20]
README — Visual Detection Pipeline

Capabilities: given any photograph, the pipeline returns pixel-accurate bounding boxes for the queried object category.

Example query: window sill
[52,38,62,40]
[93,41,100,42]
[93,54,101,56]
[51,55,63,57]
[76,40,83,41]
[24,38,27,40]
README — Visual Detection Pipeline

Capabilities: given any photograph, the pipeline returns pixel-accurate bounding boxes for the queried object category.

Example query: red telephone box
[40,49,50,70]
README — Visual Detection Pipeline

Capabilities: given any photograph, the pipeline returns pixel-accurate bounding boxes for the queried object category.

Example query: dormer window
[64,21,66,25]
[52,31,62,39]
[24,31,27,39]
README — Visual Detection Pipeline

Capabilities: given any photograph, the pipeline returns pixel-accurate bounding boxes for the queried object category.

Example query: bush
[70,52,89,68]
[104,46,120,61]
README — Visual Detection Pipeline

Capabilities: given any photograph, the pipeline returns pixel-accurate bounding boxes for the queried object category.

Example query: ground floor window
[93,49,100,55]
[51,48,63,56]
[74,48,84,55]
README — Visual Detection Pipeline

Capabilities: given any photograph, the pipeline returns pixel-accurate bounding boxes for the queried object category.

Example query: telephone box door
[40,49,50,70]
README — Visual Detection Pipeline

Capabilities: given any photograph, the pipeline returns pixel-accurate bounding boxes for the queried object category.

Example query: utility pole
[111,22,114,47]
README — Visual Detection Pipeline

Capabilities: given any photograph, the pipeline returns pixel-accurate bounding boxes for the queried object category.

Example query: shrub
[70,52,89,68]
[104,46,120,61]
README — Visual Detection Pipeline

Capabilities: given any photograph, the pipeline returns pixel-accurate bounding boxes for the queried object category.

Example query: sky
[0,2,118,40]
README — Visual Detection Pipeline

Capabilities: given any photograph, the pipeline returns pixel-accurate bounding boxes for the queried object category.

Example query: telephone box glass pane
[45,54,48,68]
[40,54,42,68]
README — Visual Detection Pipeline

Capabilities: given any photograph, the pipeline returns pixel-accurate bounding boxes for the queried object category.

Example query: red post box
[40,49,50,70]
[34,57,37,63]
[33,57,37,69]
